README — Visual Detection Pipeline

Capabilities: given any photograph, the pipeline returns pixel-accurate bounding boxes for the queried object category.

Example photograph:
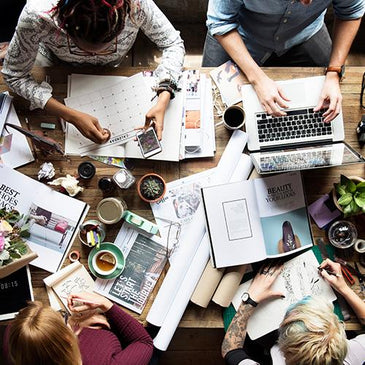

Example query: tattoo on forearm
[222,303,255,357]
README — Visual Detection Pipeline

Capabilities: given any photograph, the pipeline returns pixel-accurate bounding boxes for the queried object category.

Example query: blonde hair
[8,301,82,365]
[278,296,347,365]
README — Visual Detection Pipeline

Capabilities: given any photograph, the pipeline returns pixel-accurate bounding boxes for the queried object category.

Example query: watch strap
[325,65,345,80]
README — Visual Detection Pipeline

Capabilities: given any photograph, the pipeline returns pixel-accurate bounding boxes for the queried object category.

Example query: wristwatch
[241,292,258,307]
[325,65,345,80]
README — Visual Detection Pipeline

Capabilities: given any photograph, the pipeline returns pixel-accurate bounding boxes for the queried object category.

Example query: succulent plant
[334,175,365,217]
[140,176,164,200]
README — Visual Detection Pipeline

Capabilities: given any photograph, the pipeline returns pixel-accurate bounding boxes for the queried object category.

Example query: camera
[357,115,365,144]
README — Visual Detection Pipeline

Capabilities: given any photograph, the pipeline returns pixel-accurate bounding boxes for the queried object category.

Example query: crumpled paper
[48,174,84,197]
[38,162,55,180]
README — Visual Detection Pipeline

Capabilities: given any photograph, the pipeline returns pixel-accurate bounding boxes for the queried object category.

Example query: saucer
[88,243,125,279]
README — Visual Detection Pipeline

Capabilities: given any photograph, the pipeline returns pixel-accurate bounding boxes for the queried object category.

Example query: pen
[318,267,341,277]
[60,295,98,305]
[24,117,38,160]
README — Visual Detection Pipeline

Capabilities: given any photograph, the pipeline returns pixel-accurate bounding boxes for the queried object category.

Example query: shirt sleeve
[1,4,53,110]
[206,0,243,36]
[344,334,365,364]
[135,0,184,85]
[225,348,260,365]
[332,0,365,20]
[105,304,153,363]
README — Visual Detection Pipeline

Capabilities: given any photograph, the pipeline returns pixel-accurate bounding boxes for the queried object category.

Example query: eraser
[40,122,56,130]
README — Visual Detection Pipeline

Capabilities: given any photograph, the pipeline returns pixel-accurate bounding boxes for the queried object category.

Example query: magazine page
[253,171,313,258]
[232,250,337,339]
[202,179,266,268]
[0,165,89,273]
[94,222,167,314]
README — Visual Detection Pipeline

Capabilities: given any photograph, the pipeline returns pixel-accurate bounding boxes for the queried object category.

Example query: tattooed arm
[221,263,284,362]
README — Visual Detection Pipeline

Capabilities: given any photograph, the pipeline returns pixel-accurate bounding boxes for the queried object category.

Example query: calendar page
[65,73,152,155]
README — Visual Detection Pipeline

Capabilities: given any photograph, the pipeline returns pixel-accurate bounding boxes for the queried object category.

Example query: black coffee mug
[223,105,245,130]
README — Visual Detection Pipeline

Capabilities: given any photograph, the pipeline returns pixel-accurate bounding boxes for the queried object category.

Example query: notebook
[242,76,364,173]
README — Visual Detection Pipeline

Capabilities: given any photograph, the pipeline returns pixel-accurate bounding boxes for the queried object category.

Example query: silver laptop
[242,76,364,173]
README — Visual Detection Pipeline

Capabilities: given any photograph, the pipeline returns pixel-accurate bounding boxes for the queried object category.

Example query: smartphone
[136,127,162,158]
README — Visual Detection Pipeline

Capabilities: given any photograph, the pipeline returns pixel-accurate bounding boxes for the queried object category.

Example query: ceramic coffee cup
[96,197,127,224]
[92,249,120,276]
[223,105,245,130]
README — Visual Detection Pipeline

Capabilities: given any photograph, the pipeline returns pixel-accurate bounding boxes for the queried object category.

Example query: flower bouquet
[0,209,38,279]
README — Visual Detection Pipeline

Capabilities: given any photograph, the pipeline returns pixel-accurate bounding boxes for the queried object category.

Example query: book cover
[0,265,34,321]
[0,165,89,273]
[202,171,313,268]
[94,223,167,314]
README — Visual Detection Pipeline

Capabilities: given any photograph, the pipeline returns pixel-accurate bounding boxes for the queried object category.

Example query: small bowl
[78,220,106,247]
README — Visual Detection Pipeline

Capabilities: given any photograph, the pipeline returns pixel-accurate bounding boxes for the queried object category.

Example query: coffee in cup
[223,105,245,130]
[92,250,118,276]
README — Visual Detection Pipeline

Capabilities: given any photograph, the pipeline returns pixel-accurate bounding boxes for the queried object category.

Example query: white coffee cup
[223,105,245,130]
[92,250,118,276]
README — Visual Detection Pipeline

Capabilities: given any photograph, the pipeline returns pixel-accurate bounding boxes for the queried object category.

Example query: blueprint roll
[190,261,226,308]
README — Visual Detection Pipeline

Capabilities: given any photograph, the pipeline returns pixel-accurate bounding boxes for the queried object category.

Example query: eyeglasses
[155,216,181,260]
[361,72,365,109]
[67,34,118,56]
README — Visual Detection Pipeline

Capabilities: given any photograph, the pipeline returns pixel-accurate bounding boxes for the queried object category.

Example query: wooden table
[1,66,365,330]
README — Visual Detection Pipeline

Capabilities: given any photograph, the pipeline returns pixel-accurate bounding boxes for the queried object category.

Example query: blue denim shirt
[207,0,364,64]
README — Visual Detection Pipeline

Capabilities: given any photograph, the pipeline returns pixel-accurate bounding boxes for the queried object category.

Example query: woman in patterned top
[2,0,185,143]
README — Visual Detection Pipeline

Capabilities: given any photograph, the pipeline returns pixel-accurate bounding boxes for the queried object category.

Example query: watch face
[242,292,249,302]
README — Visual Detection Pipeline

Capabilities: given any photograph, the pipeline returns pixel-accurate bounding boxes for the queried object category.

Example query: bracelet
[151,79,180,101]
[156,85,175,100]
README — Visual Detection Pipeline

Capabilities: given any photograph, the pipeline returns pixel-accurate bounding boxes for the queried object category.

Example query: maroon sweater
[2,304,153,365]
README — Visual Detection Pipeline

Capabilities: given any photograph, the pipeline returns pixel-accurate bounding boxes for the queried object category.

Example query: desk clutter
[0,65,365,354]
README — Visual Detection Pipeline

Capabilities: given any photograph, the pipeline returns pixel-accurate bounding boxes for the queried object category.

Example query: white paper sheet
[147,131,252,350]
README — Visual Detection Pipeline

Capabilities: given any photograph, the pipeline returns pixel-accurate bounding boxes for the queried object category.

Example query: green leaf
[347,180,357,193]
[350,200,360,213]
[354,192,365,208]
[356,182,365,193]
[337,193,353,206]
[335,183,346,196]
[343,203,353,217]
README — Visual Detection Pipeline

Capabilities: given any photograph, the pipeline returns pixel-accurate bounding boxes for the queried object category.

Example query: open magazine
[0,165,89,272]
[202,171,313,268]
[231,250,336,339]
[94,222,167,314]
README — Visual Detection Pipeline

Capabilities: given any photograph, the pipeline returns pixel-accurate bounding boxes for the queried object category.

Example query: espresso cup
[92,249,119,276]
[223,105,245,130]
[96,197,127,225]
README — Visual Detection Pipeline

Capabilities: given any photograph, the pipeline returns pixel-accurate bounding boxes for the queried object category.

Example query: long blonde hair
[8,301,82,365]
[278,296,347,365]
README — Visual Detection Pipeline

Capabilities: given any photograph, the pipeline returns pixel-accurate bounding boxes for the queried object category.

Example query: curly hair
[278,296,348,365]
[52,0,132,43]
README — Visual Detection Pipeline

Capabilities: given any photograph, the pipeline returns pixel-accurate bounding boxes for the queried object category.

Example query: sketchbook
[44,261,95,312]
[0,265,34,321]
[65,73,184,161]
[0,165,89,273]
[201,171,313,268]
[94,222,167,314]
[232,250,337,339]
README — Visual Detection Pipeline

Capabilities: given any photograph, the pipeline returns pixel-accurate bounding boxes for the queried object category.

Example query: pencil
[318,267,341,277]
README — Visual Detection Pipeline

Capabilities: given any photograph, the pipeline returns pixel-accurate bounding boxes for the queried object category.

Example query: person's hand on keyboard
[314,73,342,123]
[253,74,290,117]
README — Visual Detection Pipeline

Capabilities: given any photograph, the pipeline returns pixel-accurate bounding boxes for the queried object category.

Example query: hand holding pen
[318,258,349,293]
[67,292,113,313]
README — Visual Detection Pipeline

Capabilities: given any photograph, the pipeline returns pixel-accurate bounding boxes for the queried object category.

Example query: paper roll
[212,264,247,307]
[190,261,226,308]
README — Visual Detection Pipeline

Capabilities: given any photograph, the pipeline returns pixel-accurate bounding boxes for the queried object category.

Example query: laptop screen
[250,142,365,174]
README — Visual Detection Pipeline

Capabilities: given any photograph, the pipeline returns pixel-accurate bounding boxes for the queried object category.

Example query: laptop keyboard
[256,108,332,143]
[259,149,332,172]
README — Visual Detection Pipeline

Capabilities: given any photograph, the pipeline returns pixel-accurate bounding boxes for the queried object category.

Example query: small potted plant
[332,175,365,217]
[137,173,166,203]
